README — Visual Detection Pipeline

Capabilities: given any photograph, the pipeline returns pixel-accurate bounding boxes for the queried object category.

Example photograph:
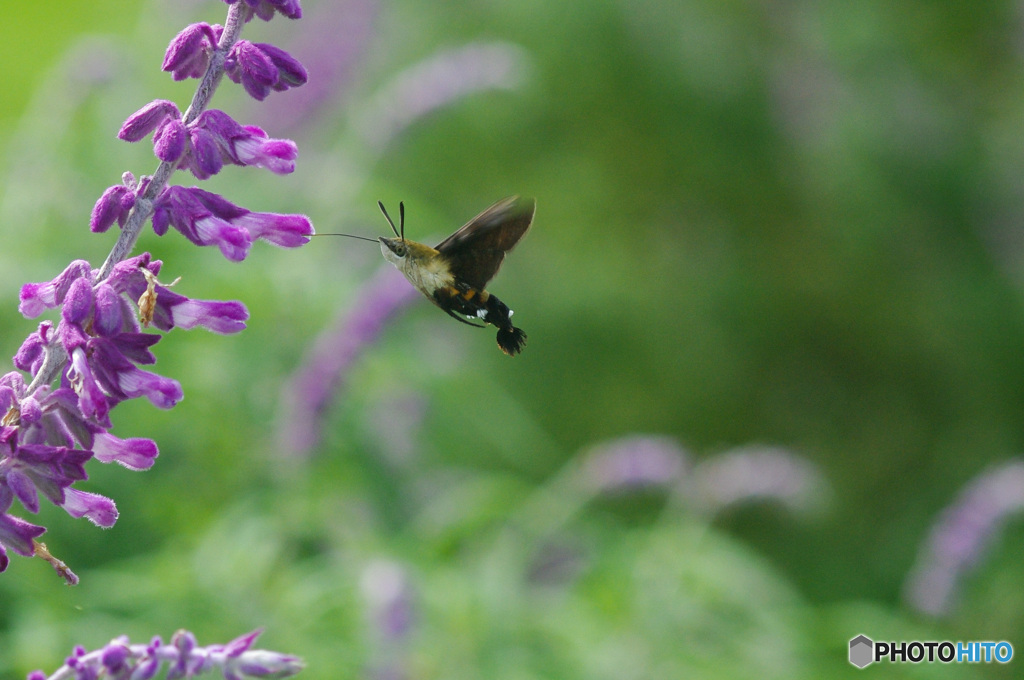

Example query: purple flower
[152,186,312,260]
[92,432,158,470]
[18,260,91,318]
[226,0,303,22]
[118,100,182,143]
[29,629,304,680]
[687,445,828,515]
[91,185,137,233]
[0,375,130,573]
[182,110,298,178]
[0,512,46,572]
[13,323,53,376]
[225,40,307,100]
[905,459,1024,617]
[579,435,689,493]
[154,118,188,162]
[19,255,193,423]
[361,560,416,680]
[119,104,302,176]
[162,23,222,81]
[361,560,416,642]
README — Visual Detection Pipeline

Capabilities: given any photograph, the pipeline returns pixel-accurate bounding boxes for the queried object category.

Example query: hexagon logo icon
[849,635,874,668]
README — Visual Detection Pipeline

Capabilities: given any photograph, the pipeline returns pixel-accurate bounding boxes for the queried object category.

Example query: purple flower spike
[225,41,307,100]
[118,100,182,142]
[905,459,1024,617]
[91,185,137,233]
[687,445,827,515]
[162,23,221,81]
[3,0,317,583]
[31,630,304,680]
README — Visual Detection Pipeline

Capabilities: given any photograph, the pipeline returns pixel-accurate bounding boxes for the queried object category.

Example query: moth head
[378,200,417,267]
[379,236,435,269]
[379,236,409,265]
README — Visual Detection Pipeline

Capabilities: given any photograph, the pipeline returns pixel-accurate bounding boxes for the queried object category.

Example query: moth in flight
[377,196,535,356]
[322,197,535,355]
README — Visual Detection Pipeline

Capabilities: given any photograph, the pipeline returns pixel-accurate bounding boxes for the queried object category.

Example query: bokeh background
[3,0,1024,677]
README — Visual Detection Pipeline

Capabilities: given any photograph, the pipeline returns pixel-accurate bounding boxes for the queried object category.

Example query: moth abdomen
[433,284,526,355]
[483,293,527,356]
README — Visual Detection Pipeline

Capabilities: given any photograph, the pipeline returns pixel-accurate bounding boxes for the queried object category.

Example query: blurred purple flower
[276,266,418,458]
[579,435,689,494]
[904,459,1024,617]
[28,628,304,680]
[574,437,827,521]
[687,445,828,515]
[361,559,416,642]
[361,560,415,680]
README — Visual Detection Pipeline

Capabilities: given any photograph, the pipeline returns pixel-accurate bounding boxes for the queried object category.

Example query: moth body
[377,197,535,356]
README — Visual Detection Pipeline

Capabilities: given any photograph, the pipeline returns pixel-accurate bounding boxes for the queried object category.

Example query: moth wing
[435,196,535,290]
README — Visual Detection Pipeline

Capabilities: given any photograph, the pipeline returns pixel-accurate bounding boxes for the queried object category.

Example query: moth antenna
[399,201,406,242]
[378,200,400,238]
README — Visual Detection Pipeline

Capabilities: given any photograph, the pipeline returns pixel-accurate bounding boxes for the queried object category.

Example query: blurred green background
[3,0,1024,677]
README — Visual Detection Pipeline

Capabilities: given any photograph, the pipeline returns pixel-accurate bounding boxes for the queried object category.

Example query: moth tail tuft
[496,326,527,356]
